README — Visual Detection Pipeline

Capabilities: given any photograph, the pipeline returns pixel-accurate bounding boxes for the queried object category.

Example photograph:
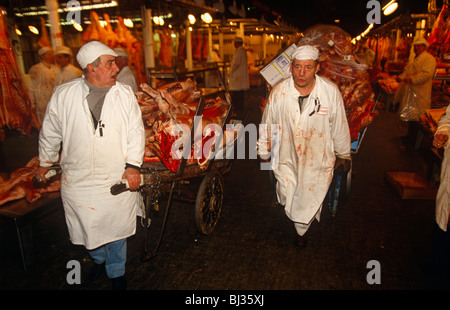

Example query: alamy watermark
[366,0,382,24]
[66,0,81,25]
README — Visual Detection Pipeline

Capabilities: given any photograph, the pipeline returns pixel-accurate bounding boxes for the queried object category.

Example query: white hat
[292,45,319,61]
[54,45,72,56]
[413,36,429,47]
[38,46,53,56]
[113,47,128,58]
[235,37,243,43]
[76,41,118,69]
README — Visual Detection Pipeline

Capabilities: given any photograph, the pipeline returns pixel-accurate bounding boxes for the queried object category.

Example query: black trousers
[432,223,450,276]
[230,90,246,113]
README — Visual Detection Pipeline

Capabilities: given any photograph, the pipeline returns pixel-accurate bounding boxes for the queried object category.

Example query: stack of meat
[0,156,60,206]
[0,8,38,139]
[81,11,146,85]
[135,79,231,172]
[298,24,377,142]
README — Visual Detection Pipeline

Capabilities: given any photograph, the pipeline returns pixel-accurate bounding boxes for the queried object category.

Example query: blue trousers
[88,238,127,279]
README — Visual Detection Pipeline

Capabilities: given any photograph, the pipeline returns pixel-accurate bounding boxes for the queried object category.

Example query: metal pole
[45,0,63,47]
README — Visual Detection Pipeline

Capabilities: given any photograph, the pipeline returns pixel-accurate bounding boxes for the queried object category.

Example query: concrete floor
[0,84,448,295]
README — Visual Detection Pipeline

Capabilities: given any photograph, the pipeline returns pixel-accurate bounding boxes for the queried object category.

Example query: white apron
[435,104,450,232]
[259,76,351,224]
[39,77,145,249]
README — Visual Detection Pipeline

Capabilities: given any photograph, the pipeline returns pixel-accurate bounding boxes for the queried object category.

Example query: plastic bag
[398,84,426,121]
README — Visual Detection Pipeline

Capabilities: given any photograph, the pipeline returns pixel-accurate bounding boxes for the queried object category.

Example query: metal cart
[111,90,240,261]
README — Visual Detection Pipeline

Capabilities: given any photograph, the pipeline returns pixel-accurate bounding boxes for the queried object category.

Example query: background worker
[114,47,138,92]
[54,45,82,86]
[395,36,436,149]
[229,36,249,117]
[28,46,58,124]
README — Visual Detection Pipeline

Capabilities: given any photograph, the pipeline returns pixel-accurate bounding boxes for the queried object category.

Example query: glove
[334,157,351,173]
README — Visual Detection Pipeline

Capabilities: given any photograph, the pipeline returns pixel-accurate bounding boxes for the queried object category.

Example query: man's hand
[334,157,352,173]
[35,166,50,182]
[122,167,141,190]
[433,133,449,149]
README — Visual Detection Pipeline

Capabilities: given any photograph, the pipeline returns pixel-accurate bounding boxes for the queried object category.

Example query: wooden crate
[384,171,437,200]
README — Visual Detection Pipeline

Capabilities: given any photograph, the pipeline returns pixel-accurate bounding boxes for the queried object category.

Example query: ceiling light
[201,13,212,23]
[28,25,39,35]
[188,14,196,24]
[383,0,398,16]
[124,18,133,28]
[73,23,83,32]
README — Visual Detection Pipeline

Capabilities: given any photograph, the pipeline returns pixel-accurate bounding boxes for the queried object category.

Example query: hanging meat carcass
[103,13,119,48]
[158,29,173,68]
[137,79,231,172]
[37,17,51,48]
[0,8,37,139]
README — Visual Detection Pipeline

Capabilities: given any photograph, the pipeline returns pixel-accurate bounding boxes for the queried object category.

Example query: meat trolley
[111,91,238,261]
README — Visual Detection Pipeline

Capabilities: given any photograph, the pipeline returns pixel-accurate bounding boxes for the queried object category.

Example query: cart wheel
[195,170,224,235]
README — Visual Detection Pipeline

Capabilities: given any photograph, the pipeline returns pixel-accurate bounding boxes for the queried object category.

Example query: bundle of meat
[136,79,231,172]
[298,24,377,142]
[0,8,38,140]
[81,12,146,84]
[0,156,60,206]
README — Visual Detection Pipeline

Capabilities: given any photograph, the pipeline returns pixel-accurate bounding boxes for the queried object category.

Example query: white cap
[113,47,128,58]
[38,46,53,56]
[235,36,244,43]
[76,41,118,69]
[413,36,429,47]
[54,45,72,56]
[292,45,319,61]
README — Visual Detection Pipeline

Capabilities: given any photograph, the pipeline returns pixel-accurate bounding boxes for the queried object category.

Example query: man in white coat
[28,46,59,125]
[36,41,145,289]
[54,45,82,86]
[114,47,138,92]
[396,36,436,149]
[229,36,249,116]
[258,45,351,247]
[432,104,450,280]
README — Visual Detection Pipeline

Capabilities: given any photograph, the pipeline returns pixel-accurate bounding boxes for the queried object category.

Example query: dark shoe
[89,262,105,281]
[111,276,127,290]
[295,234,308,248]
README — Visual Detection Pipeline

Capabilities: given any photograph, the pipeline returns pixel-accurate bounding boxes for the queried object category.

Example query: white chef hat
[54,45,72,56]
[76,41,118,69]
[113,47,128,58]
[413,36,429,48]
[291,45,319,61]
[38,46,53,56]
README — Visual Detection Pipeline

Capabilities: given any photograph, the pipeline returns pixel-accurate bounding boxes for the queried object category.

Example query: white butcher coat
[117,66,138,92]
[55,64,82,87]
[259,75,351,224]
[435,104,450,232]
[397,51,436,120]
[229,46,249,91]
[28,62,59,123]
[38,76,145,250]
